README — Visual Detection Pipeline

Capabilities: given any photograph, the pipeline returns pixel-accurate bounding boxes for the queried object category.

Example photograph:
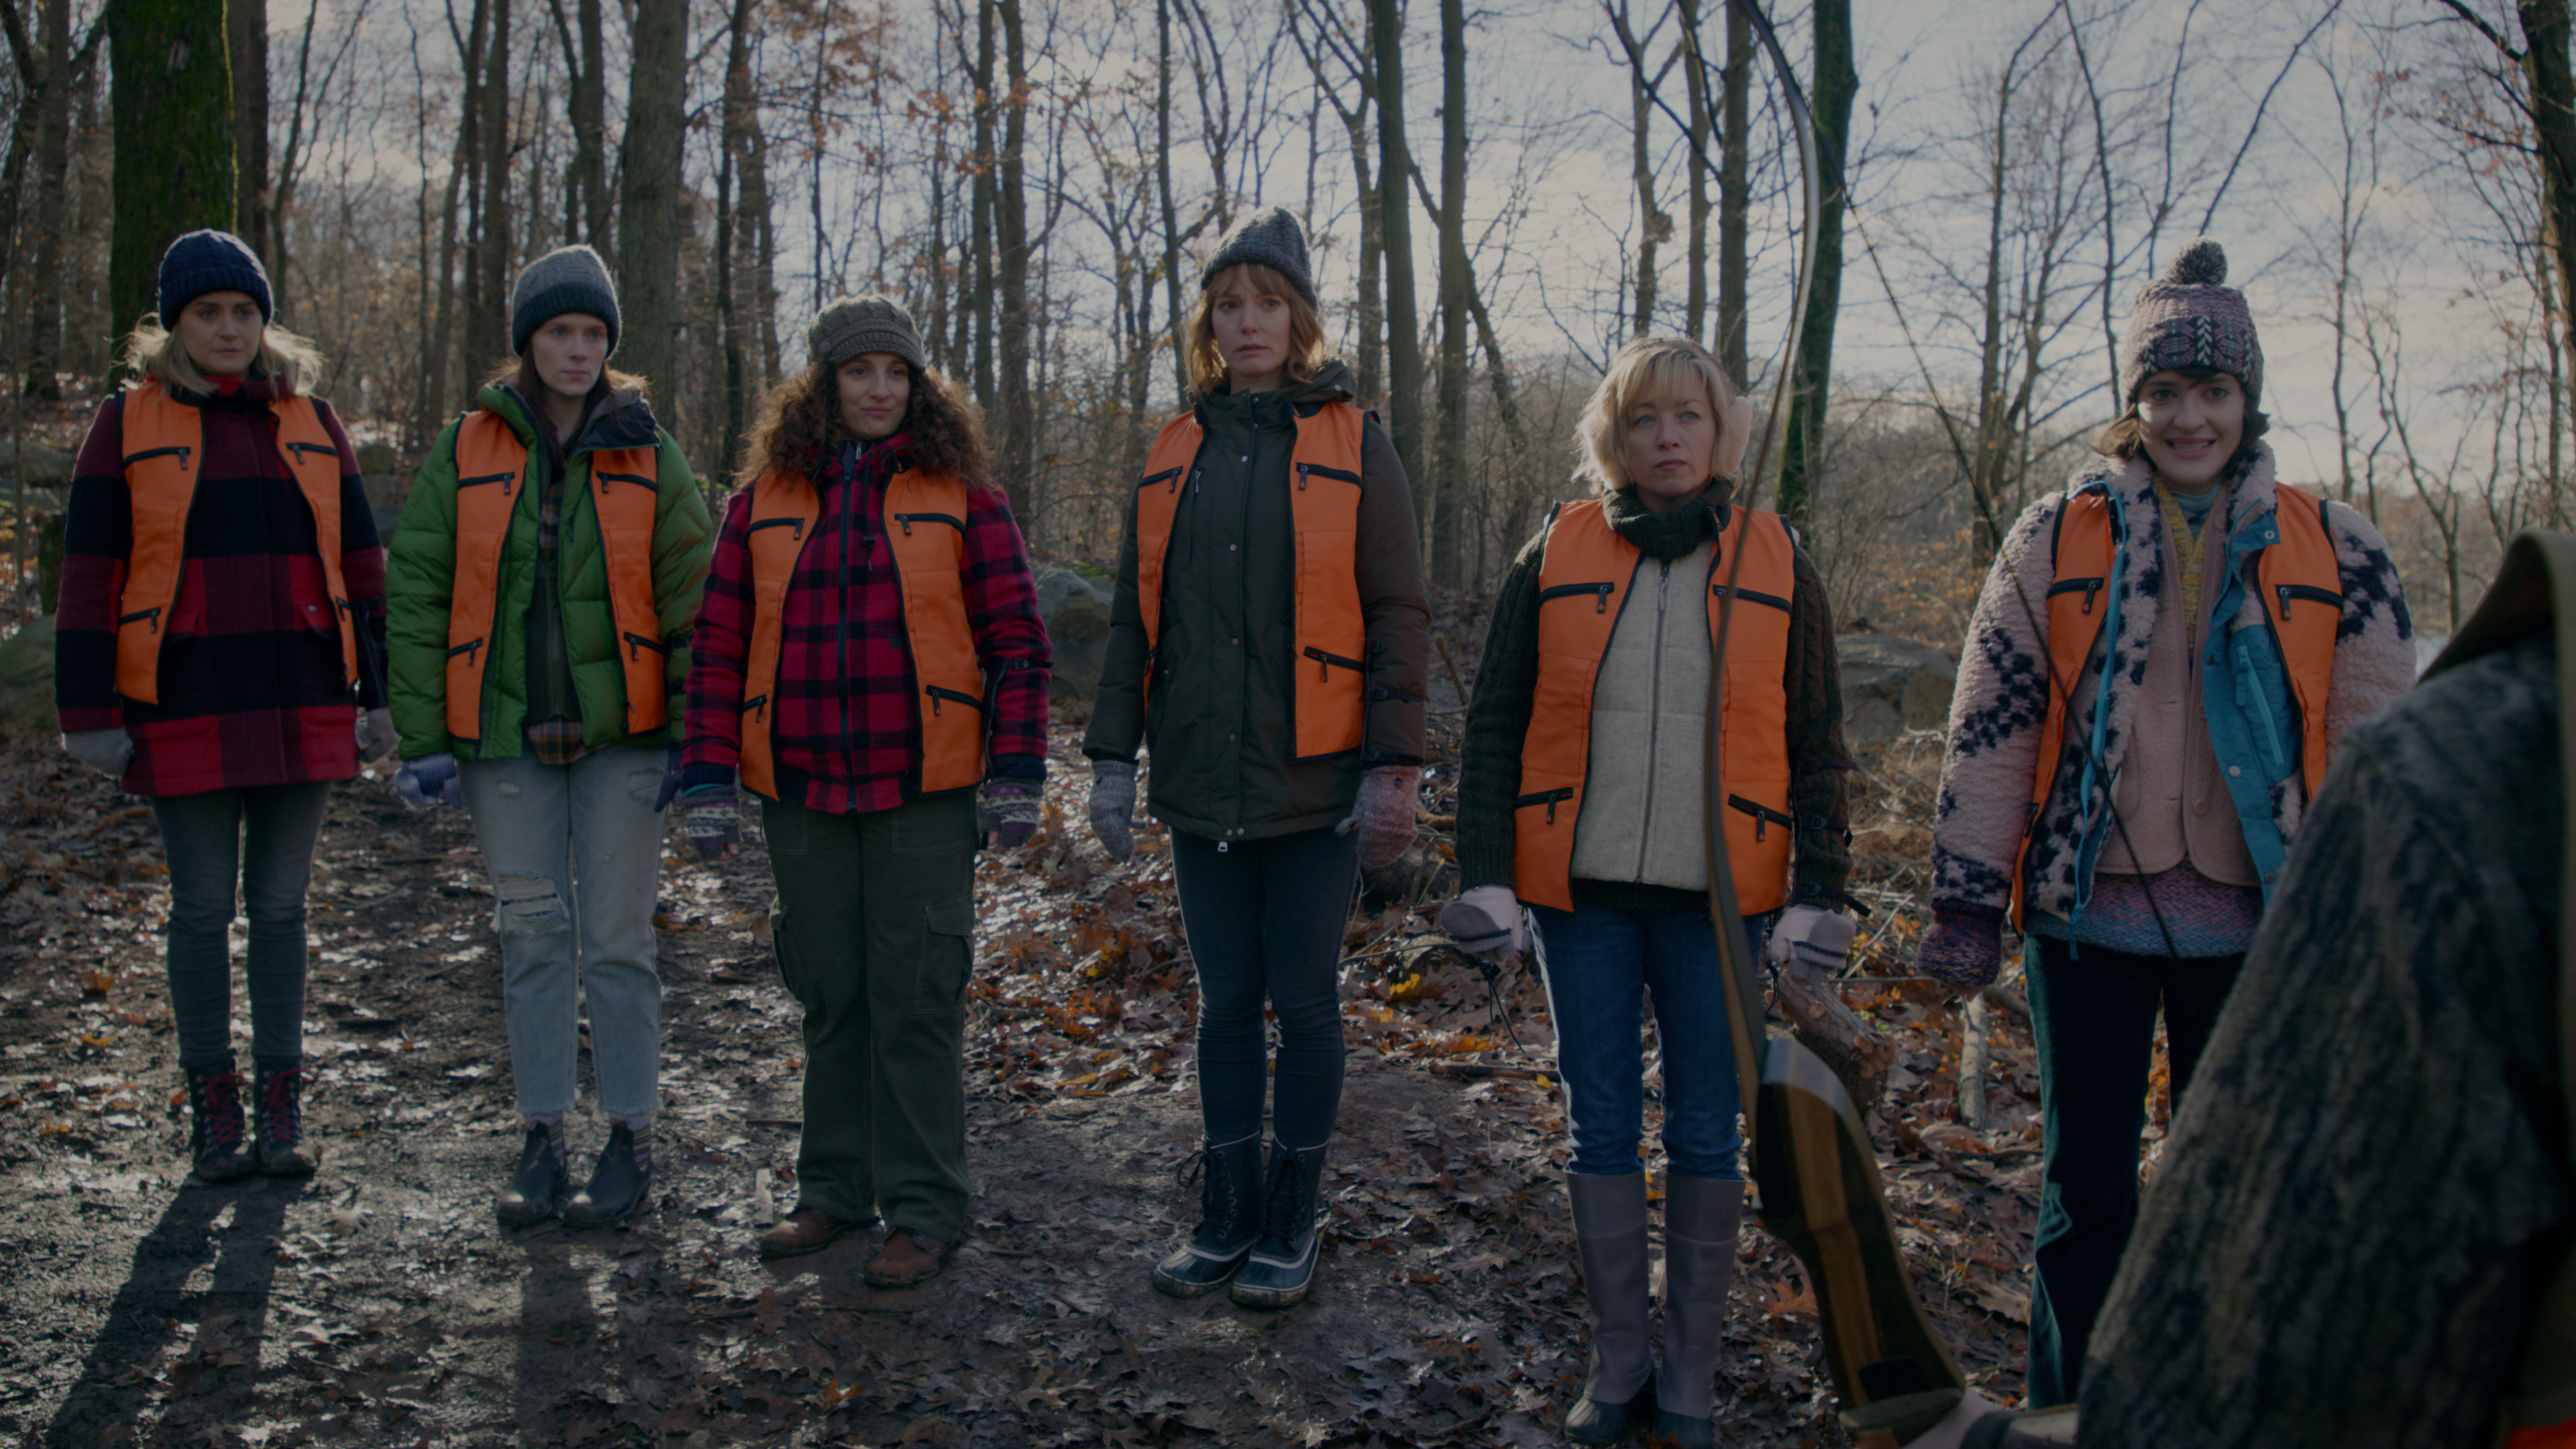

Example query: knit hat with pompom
[2118,239,2263,407]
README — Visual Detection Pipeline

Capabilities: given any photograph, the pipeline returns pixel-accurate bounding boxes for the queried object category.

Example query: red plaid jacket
[55,381,388,798]
[681,435,1050,813]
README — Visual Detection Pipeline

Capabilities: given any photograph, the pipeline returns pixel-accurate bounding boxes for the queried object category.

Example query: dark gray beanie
[806,294,928,374]
[1201,206,1318,308]
[511,245,621,357]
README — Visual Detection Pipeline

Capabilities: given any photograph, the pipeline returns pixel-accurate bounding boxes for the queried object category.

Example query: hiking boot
[1150,1134,1263,1298]
[182,1065,256,1183]
[1229,1141,1329,1309]
[252,1066,318,1177]
[561,1122,652,1228]
[1649,1175,1746,1449]
[759,1206,871,1260]
[1564,1171,1654,1444]
[863,1229,957,1289]
[495,1122,568,1227]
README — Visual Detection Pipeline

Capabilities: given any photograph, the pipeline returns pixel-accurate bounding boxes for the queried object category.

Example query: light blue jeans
[458,747,665,1127]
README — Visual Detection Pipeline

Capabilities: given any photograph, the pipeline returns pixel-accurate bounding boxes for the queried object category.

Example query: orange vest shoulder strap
[587,442,671,737]
[737,470,820,798]
[2010,486,2118,931]
[885,466,987,794]
[2261,482,2343,800]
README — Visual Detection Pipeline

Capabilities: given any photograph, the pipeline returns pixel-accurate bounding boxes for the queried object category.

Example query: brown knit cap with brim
[2120,238,2263,407]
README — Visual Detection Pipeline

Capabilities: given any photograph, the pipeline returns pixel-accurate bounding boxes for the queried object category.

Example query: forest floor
[0,602,2091,1449]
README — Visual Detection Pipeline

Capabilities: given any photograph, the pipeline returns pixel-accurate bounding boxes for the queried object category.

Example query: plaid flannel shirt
[682,435,1050,813]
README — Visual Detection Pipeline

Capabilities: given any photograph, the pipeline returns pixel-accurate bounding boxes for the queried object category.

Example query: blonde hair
[121,311,326,397]
[1574,336,1748,494]
[1183,263,1330,396]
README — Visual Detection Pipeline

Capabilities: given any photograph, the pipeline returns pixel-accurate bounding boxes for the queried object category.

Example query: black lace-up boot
[1150,1134,1263,1297]
[252,1065,317,1177]
[183,1064,256,1183]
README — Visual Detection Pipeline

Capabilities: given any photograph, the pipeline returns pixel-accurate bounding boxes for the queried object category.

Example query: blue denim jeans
[150,781,333,1071]
[458,747,665,1127]
[1532,900,1761,1180]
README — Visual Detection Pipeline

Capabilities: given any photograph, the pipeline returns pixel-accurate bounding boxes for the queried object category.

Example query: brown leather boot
[863,1228,957,1289]
[758,1205,872,1260]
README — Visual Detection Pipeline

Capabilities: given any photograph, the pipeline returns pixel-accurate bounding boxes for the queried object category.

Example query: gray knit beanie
[807,294,928,374]
[2120,238,2263,407]
[511,245,621,357]
[1201,206,1318,308]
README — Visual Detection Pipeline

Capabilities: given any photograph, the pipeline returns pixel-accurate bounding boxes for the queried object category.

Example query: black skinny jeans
[1169,826,1358,1149]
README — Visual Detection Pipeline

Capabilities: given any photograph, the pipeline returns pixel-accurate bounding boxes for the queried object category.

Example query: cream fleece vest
[1569,538,1718,891]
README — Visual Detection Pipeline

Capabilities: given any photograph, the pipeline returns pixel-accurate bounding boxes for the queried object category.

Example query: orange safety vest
[113,382,356,706]
[735,464,988,800]
[2008,480,2342,930]
[1133,402,1370,760]
[443,412,667,746]
[1509,498,1798,914]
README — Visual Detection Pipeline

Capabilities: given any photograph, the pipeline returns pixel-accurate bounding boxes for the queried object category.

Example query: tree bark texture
[1431,0,1469,586]
[108,0,234,341]
[616,0,686,404]
[1680,0,1711,346]
[1370,0,1424,527]
[1718,0,1750,381]
[2519,0,2576,448]
[23,0,70,394]
[227,0,266,269]
[1773,0,1854,532]
[995,0,1034,519]
[466,0,512,372]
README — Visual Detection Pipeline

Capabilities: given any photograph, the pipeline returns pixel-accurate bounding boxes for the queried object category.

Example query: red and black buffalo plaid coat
[54,379,389,798]
[680,434,1051,814]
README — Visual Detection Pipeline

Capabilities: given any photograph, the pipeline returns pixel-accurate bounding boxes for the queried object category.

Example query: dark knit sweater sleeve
[1456,527,1548,892]
[1785,544,1855,907]
[2079,638,2568,1446]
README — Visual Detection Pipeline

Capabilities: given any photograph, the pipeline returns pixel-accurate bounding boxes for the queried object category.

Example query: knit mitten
[1088,760,1138,863]
[1336,765,1420,869]
[1918,904,2004,993]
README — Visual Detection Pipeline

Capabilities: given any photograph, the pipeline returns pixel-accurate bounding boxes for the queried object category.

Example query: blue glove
[675,784,741,861]
[394,753,463,809]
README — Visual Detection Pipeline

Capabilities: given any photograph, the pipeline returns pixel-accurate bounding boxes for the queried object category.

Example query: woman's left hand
[356,708,398,764]
[1337,765,1420,869]
[978,779,1042,850]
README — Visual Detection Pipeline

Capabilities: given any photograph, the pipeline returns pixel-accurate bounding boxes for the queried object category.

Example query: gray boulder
[0,441,74,490]
[0,614,56,740]
[1035,566,1114,702]
[1837,630,1957,747]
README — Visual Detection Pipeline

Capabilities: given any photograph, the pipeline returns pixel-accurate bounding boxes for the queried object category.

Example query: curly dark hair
[735,358,993,492]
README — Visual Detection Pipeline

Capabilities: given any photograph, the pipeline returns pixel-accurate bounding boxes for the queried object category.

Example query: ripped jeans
[457,747,665,1128]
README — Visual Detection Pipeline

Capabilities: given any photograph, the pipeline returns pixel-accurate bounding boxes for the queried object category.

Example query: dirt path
[0,723,2038,1448]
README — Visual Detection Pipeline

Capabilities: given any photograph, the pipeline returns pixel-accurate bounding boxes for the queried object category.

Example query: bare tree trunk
[1679,0,1710,346]
[1718,0,1749,380]
[1774,0,1854,531]
[2519,0,2576,443]
[616,0,684,398]
[1155,0,1185,402]
[228,0,268,266]
[1608,1,1667,338]
[1430,0,1468,586]
[994,0,1033,515]
[969,0,996,413]
[543,0,606,246]
[465,0,512,372]
[716,0,757,474]
[1370,0,1424,521]
[108,0,235,342]
[22,0,68,396]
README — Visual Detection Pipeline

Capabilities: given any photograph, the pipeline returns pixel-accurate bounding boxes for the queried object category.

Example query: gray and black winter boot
[1151,1134,1263,1297]
[252,1065,318,1177]
[1564,1170,1655,1444]
[1649,1174,1746,1449]
[1229,1141,1329,1309]
[182,1063,257,1183]
[496,1121,569,1226]
[563,1122,652,1228]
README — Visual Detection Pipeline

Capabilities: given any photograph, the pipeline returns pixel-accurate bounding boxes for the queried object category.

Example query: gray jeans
[458,747,666,1127]
[150,781,334,1072]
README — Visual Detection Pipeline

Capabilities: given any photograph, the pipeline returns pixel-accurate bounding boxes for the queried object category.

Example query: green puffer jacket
[385,382,713,759]
[1083,361,1430,841]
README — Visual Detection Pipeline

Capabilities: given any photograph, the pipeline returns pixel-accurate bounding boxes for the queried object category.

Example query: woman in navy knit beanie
[54,227,392,1182]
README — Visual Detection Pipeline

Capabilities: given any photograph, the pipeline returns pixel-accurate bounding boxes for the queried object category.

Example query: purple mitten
[1918,906,2004,993]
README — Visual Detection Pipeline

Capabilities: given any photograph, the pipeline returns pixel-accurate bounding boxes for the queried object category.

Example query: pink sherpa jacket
[1930,444,2416,927]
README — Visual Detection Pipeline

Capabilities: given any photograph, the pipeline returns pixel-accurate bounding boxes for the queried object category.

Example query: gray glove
[1438,885,1525,963]
[356,707,398,764]
[1767,904,1858,973]
[62,729,133,777]
[1087,759,1137,863]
